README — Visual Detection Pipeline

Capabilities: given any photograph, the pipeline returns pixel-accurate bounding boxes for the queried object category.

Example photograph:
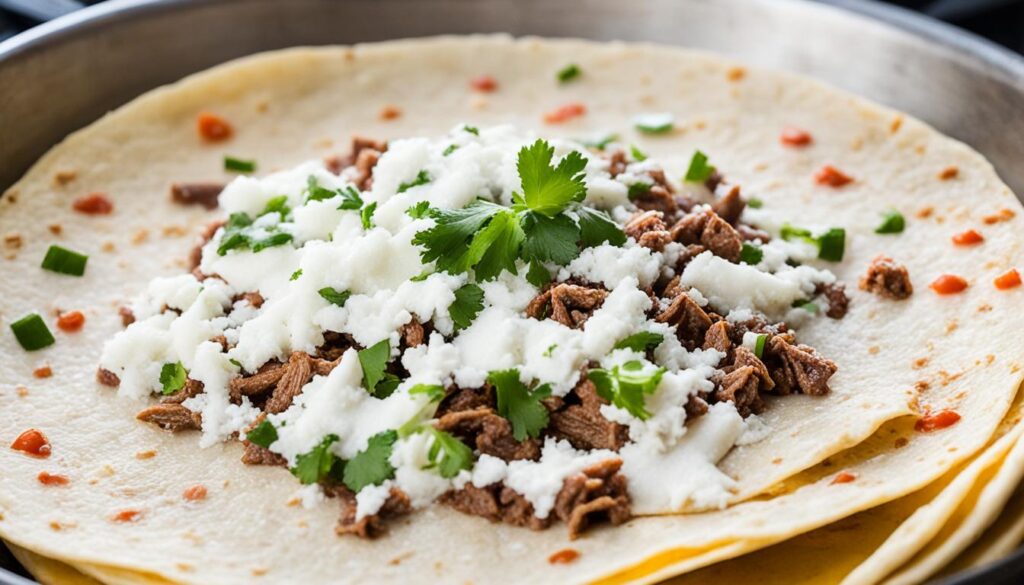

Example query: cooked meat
[624,210,672,251]
[264,352,314,413]
[606,150,628,177]
[400,318,425,348]
[435,408,541,461]
[229,361,286,402]
[704,170,724,193]
[553,459,631,540]
[335,486,412,539]
[189,219,226,270]
[162,378,204,404]
[441,483,504,521]
[631,184,678,216]
[655,293,713,348]
[233,291,264,309]
[437,386,494,417]
[317,331,354,361]
[526,283,608,328]
[711,185,745,225]
[118,306,136,327]
[684,394,710,418]
[860,255,913,300]
[136,403,201,432]
[674,244,708,272]
[702,320,733,355]
[96,368,120,387]
[669,210,743,262]
[765,336,837,396]
[170,182,224,210]
[499,487,551,530]
[716,366,765,416]
[736,224,771,243]
[548,380,629,451]
[816,282,849,319]
[240,441,287,466]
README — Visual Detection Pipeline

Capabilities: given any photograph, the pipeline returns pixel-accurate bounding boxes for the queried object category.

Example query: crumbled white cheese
[680,251,804,316]
[561,243,661,289]
[504,439,619,519]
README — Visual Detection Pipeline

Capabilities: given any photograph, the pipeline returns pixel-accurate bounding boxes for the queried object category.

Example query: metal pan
[1,1,1023,583]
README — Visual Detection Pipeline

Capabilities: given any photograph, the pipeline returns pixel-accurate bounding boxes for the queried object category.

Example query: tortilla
[1,36,1023,583]
[940,482,1024,574]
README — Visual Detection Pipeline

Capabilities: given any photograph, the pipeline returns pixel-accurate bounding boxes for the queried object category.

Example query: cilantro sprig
[159,362,187,395]
[780,224,846,262]
[449,283,484,330]
[488,369,552,441]
[412,139,625,281]
[358,340,400,398]
[613,331,664,352]
[343,430,398,492]
[588,359,666,420]
[291,434,343,485]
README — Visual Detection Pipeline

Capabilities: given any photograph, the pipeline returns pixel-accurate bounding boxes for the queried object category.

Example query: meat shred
[860,255,913,300]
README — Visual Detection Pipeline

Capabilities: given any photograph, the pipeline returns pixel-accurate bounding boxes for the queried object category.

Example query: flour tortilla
[940,483,1024,574]
[1,36,1023,584]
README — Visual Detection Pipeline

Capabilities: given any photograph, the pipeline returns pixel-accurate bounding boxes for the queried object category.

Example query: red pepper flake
[183,485,208,501]
[548,548,581,564]
[995,269,1022,290]
[37,471,70,487]
[11,429,51,458]
[780,128,813,147]
[470,75,498,93]
[543,103,587,124]
[379,105,402,121]
[915,409,961,432]
[930,274,969,295]
[983,209,1015,225]
[56,310,86,333]
[830,471,857,485]
[112,509,142,523]
[33,366,52,379]
[951,230,984,246]
[814,165,854,188]
[72,192,114,215]
[196,112,233,142]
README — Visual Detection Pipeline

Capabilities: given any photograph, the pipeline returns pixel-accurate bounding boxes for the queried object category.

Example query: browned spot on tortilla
[912,357,929,369]
[131,229,149,244]
[938,370,964,386]
[4,232,22,249]
[388,552,414,566]
[978,303,993,313]
[939,166,959,180]
[549,548,581,564]
[48,224,62,235]
[379,105,402,120]
[176,563,194,572]
[6,191,18,204]
[16,385,28,397]
[945,320,958,334]
[983,209,1015,224]
[49,521,66,531]
[895,437,909,448]
[32,366,52,379]
[771,457,782,464]
[53,169,78,185]
[255,100,269,113]
[868,346,880,355]
[915,380,931,393]
[890,116,903,133]
[986,355,995,365]
[135,450,157,460]
[101,241,116,252]
[162,225,188,238]
[916,206,934,219]
[251,567,269,576]
[726,66,746,81]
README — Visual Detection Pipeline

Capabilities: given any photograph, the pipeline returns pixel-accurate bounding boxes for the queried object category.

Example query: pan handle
[0,0,84,22]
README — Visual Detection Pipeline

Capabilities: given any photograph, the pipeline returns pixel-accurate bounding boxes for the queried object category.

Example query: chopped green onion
[747,197,763,209]
[792,299,819,314]
[684,150,715,182]
[159,362,187,395]
[739,242,763,265]
[627,182,652,200]
[443,144,459,156]
[318,287,351,307]
[224,156,256,173]
[409,384,446,402]
[581,133,617,151]
[262,195,290,218]
[11,313,55,351]
[246,420,278,448]
[360,202,377,230]
[463,125,480,136]
[875,210,905,234]
[251,232,293,253]
[753,333,768,358]
[817,228,846,262]
[543,343,558,357]
[633,112,675,134]
[410,271,431,282]
[630,145,648,162]
[41,245,88,276]
[289,269,303,281]
[557,63,581,83]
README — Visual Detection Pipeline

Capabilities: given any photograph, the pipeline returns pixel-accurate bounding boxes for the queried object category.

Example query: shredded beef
[631,184,677,216]
[162,378,204,404]
[555,459,631,540]
[606,150,627,178]
[655,292,713,348]
[170,182,224,210]
[435,408,541,461]
[189,219,226,270]
[265,352,314,413]
[229,361,286,402]
[437,386,493,417]
[96,368,120,387]
[233,291,264,309]
[400,319,425,348]
[860,255,913,300]
[669,209,743,262]
[240,441,287,466]
[705,170,724,193]
[136,403,201,432]
[624,210,672,251]
[702,320,733,355]
[736,224,771,243]
[499,487,551,530]
[816,282,849,319]
[526,283,607,328]
[317,331,354,361]
[716,347,774,416]
[685,394,710,417]
[333,485,412,538]
[711,185,745,225]
[441,484,504,521]
[549,379,629,451]
[765,336,837,396]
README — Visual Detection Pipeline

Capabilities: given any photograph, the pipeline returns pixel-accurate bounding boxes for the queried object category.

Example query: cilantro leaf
[633,113,674,134]
[159,362,187,395]
[343,430,397,492]
[318,287,351,307]
[374,373,401,399]
[463,125,480,136]
[449,283,484,331]
[521,212,580,266]
[262,195,290,219]
[246,420,278,448]
[290,269,303,281]
[557,63,581,83]
[406,201,431,219]
[412,200,504,273]
[443,144,459,156]
[628,182,652,200]
[526,260,552,288]
[410,271,431,282]
[358,339,392,395]
[876,210,905,234]
[576,206,626,247]
[469,210,525,280]
[397,170,431,194]
[216,213,254,255]
[337,186,364,210]
[747,197,763,209]
[793,299,820,314]
[780,224,846,262]
[514,139,587,218]
[409,384,446,402]
[588,360,665,420]
[306,176,338,202]
[252,232,293,253]
[684,150,715,182]
[291,434,340,485]
[488,369,552,441]
[740,242,763,265]
[613,332,664,352]
[360,202,377,230]
[630,145,648,161]
[424,428,473,478]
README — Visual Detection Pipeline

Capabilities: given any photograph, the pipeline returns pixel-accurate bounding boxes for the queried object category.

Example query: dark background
[0,0,1022,53]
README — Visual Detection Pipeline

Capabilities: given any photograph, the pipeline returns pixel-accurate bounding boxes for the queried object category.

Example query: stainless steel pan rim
[1,1,1024,584]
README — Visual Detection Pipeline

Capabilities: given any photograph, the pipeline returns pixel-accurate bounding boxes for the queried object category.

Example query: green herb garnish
[289,269,303,281]
[613,331,664,352]
[443,144,459,157]
[41,245,88,276]
[488,369,552,441]
[262,195,290,219]
[630,145,648,162]
[251,232,293,253]
[526,260,552,288]
[740,242,763,265]
[752,333,768,359]
[159,362,187,395]
[424,428,473,478]
[875,210,905,234]
[792,299,820,314]
[633,113,674,134]
[576,206,627,247]
[358,339,396,397]
[406,201,431,219]
[747,197,763,209]
[557,63,581,83]
[360,202,378,230]
[588,359,665,420]
[463,125,480,136]
[246,420,278,448]
[684,150,715,182]
[628,182,652,200]
[397,170,431,194]
[337,186,364,211]
[290,434,341,485]
[409,384,446,402]
[343,430,397,492]
[543,344,558,357]
[224,156,256,173]
[449,283,484,331]
[780,224,846,262]
[318,287,351,307]
[10,313,55,351]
